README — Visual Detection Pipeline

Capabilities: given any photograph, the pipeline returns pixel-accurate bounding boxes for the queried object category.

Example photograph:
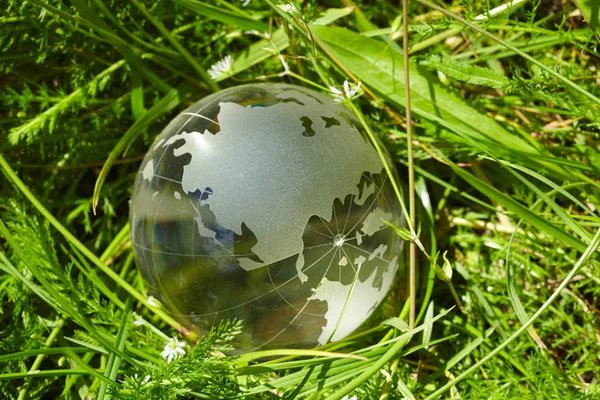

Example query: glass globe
[130,83,406,352]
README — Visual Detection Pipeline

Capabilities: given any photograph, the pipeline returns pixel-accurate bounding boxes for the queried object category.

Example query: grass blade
[92,89,179,213]
[174,0,268,32]
[425,227,600,399]
[98,297,132,400]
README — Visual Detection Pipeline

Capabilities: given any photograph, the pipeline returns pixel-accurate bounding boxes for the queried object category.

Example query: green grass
[1,0,600,398]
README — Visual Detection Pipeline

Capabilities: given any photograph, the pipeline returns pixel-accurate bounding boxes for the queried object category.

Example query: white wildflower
[278,2,298,15]
[132,313,144,327]
[147,295,162,308]
[341,395,358,400]
[329,80,363,103]
[133,374,152,385]
[241,0,251,7]
[207,55,234,80]
[161,337,186,364]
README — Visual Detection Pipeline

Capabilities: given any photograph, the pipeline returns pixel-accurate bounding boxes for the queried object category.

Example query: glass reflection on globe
[130,83,406,351]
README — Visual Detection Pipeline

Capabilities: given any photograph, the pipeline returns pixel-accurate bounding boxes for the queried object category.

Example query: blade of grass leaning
[484,156,598,216]
[8,59,126,144]
[243,348,389,373]
[174,0,269,32]
[36,0,173,94]
[243,310,449,395]
[0,370,100,381]
[309,25,585,181]
[131,0,219,91]
[414,176,438,325]
[574,0,600,41]
[424,228,600,400]
[502,165,591,242]
[0,252,58,310]
[0,217,129,362]
[445,327,494,372]
[130,66,146,120]
[92,89,179,213]
[408,163,502,213]
[218,7,354,83]
[294,364,375,398]
[422,301,434,350]
[445,159,591,255]
[0,347,104,362]
[324,309,453,400]
[402,0,418,330]
[0,154,183,331]
[235,349,367,365]
[312,7,355,26]
[506,225,547,350]
[65,244,126,309]
[503,181,596,349]
[242,357,373,395]
[98,297,132,400]
[89,0,178,57]
[415,0,600,107]
[326,337,412,400]
[281,365,316,400]
[17,318,65,400]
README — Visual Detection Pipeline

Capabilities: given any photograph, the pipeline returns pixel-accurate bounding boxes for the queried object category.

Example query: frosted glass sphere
[130,83,406,351]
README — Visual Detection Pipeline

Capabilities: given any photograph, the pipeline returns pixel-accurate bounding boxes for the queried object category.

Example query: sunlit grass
[1,0,599,399]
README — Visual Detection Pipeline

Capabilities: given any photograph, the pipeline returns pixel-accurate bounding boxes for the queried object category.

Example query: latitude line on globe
[167,245,338,317]
[180,112,220,126]
[171,98,220,139]
[131,240,341,258]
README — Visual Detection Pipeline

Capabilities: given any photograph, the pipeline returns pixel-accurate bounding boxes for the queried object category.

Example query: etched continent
[159,88,383,274]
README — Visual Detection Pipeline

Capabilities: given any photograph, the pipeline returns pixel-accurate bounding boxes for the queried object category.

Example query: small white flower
[329,80,363,103]
[341,395,358,400]
[161,337,186,364]
[133,374,152,385]
[241,0,251,7]
[207,55,234,80]
[147,295,162,308]
[279,2,298,15]
[132,313,144,327]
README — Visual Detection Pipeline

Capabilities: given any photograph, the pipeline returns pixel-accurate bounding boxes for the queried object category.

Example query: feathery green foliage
[1,0,599,399]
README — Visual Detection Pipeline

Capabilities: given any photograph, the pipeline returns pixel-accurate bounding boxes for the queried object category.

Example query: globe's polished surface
[130,83,406,351]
